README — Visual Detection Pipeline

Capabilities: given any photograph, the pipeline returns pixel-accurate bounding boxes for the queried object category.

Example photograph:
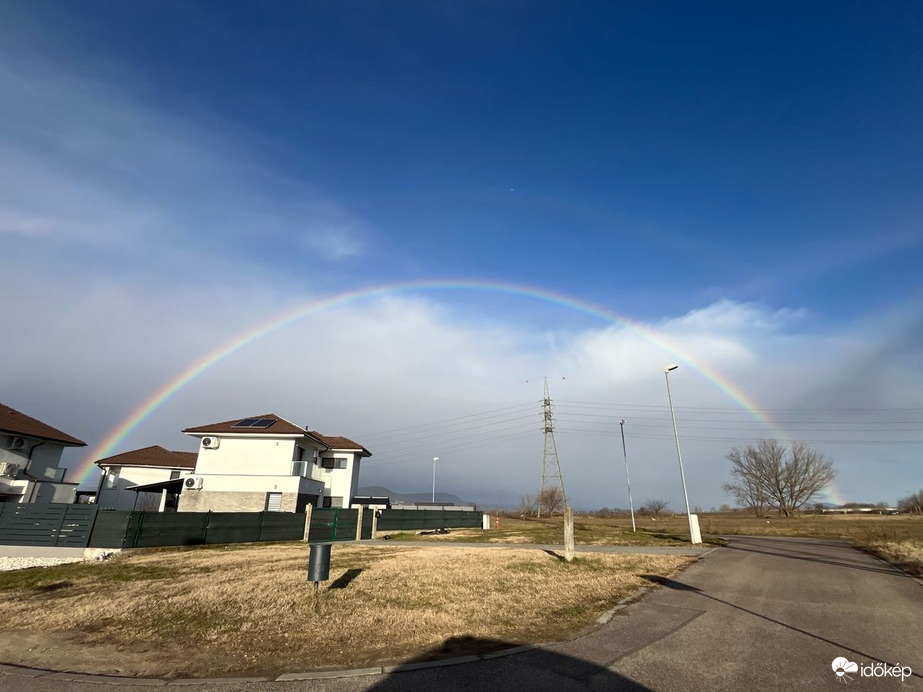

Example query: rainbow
[75,279,841,498]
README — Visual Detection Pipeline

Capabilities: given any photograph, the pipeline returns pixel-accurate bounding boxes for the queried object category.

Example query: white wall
[193,436,307,475]
[183,433,363,508]
[319,452,360,505]
[96,465,185,510]
[0,435,67,481]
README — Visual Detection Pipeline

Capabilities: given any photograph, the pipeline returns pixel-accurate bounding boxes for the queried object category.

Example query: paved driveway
[2,536,921,691]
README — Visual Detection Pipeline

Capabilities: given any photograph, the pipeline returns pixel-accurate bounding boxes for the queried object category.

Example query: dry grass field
[0,543,691,678]
[384,516,700,546]
[392,513,923,575]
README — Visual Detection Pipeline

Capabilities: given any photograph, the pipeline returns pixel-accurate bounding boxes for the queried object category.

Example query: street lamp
[432,457,439,503]
[619,419,636,532]
[664,364,699,544]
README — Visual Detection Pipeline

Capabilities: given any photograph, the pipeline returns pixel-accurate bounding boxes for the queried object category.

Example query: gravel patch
[0,557,84,572]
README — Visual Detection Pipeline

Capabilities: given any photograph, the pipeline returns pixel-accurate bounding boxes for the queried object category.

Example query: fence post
[202,510,212,544]
[303,504,313,542]
[355,505,363,541]
[371,509,379,539]
[564,507,575,563]
[332,507,339,541]
[52,505,69,547]
[257,511,265,542]
[132,511,146,549]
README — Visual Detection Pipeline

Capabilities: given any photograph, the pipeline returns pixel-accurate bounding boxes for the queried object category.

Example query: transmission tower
[537,377,567,516]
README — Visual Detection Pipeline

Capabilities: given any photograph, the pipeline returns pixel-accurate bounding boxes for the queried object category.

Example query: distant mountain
[358,485,472,507]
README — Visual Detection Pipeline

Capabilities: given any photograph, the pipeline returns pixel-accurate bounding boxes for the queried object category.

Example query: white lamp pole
[664,364,697,544]
[619,419,636,532]
[432,457,439,503]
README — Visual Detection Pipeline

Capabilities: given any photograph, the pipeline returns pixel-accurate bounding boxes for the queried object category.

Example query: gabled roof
[308,431,372,457]
[182,413,305,436]
[95,445,197,469]
[0,403,86,446]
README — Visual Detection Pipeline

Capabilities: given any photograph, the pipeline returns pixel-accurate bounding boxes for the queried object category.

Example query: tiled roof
[0,403,86,446]
[182,413,305,435]
[308,431,372,457]
[95,445,197,469]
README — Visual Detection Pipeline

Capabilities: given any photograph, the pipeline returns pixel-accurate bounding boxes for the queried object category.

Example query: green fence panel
[361,509,374,539]
[0,503,98,547]
[132,511,209,547]
[87,511,133,548]
[257,512,305,542]
[309,508,358,542]
[375,509,484,532]
[202,512,262,544]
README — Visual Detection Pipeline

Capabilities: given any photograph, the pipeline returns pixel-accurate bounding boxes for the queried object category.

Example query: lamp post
[664,364,697,544]
[432,457,439,503]
[619,419,636,532]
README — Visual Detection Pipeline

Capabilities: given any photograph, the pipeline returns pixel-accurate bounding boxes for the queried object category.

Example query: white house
[95,446,197,511]
[177,413,371,513]
[0,402,85,504]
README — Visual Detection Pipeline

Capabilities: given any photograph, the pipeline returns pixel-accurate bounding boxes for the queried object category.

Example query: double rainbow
[73,279,846,503]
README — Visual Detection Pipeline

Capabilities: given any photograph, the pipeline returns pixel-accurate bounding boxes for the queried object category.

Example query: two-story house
[177,413,371,513]
[95,446,197,510]
[0,402,85,504]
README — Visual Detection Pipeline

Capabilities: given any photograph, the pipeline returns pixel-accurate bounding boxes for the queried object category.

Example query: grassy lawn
[0,543,692,678]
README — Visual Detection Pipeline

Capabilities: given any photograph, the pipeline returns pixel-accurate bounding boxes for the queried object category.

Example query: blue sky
[2,2,921,508]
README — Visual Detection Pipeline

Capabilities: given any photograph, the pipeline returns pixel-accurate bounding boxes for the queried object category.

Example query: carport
[126,477,185,512]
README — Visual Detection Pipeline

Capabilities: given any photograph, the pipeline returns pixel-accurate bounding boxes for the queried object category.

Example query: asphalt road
[2,536,920,691]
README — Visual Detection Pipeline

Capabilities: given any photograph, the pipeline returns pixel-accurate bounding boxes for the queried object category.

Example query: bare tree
[536,487,565,516]
[898,489,923,514]
[723,439,835,517]
[642,498,669,516]
[517,493,536,517]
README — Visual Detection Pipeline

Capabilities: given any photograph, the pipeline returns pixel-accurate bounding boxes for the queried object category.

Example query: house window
[293,446,305,462]
[266,492,283,512]
[104,468,120,489]
[170,470,181,480]
[322,496,343,508]
[321,457,348,470]
[292,461,308,477]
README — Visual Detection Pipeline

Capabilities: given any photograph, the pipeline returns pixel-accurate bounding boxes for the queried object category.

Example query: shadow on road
[641,574,923,682]
[367,636,652,691]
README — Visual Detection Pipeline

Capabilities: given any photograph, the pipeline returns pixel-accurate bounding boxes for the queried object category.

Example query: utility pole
[537,377,567,517]
[619,419,636,532]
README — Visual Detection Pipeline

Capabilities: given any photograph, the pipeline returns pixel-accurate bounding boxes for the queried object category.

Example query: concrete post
[158,489,168,513]
[371,509,379,539]
[355,505,364,541]
[303,504,313,543]
[564,507,575,563]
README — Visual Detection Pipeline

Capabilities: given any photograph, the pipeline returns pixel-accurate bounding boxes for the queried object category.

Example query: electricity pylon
[537,377,567,516]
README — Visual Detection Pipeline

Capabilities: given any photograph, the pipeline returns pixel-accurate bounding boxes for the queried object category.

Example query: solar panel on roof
[233,418,261,428]
[250,418,276,428]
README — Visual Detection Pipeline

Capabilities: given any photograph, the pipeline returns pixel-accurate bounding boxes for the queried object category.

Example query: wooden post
[303,504,313,543]
[371,508,379,539]
[355,505,364,541]
[564,506,575,563]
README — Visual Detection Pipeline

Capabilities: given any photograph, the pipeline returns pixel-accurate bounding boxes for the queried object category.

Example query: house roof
[180,413,371,457]
[307,431,372,457]
[0,403,86,446]
[95,445,197,469]
[182,413,306,435]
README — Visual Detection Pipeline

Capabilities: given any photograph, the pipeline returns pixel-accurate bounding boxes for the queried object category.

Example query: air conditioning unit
[201,437,220,449]
[5,437,26,450]
[183,476,204,490]
[0,462,20,478]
